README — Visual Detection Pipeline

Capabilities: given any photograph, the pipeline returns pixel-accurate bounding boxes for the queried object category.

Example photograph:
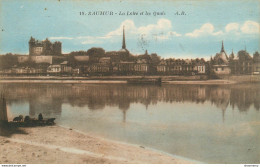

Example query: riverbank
[0,79,127,84]
[164,80,237,85]
[0,75,259,84]
[0,125,192,164]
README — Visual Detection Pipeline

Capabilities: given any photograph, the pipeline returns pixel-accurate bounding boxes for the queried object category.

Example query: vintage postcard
[0,0,259,165]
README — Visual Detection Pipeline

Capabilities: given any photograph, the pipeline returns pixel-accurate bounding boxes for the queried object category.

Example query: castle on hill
[29,37,62,56]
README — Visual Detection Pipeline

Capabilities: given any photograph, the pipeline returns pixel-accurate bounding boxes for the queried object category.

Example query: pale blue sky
[0,0,259,59]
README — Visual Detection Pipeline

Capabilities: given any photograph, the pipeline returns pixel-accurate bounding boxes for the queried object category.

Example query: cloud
[105,20,137,38]
[154,31,182,41]
[104,19,181,41]
[240,21,260,34]
[51,20,259,44]
[79,19,181,44]
[185,23,223,37]
[138,19,173,35]
[225,21,259,35]
[49,19,181,45]
[138,19,181,40]
[49,35,111,44]
[49,37,74,40]
[161,53,211,60]
[225,23,240,33]
[169,31,182,37]
[185,20,259,38]
[80,36,104,44]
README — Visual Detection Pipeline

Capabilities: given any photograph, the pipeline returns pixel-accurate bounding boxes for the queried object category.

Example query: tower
[29,36,35,56]
[229,49,235,60]
[221,40,225,52]
[220,40,229,60]
[145,50,148,55]
[122,26,126,49]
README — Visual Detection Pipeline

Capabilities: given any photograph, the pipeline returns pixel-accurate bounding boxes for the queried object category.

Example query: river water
[0,83,259,163]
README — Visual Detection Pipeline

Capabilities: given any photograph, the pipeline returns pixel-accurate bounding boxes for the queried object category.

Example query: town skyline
[0,28,259,77]
[1,29,258,61]
[0,32,259,61]
[0,0,259,58]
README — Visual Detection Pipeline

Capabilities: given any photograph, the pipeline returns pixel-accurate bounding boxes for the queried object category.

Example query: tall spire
[122,26,126,49]
[221,40,225,52]
[230,49,235,59]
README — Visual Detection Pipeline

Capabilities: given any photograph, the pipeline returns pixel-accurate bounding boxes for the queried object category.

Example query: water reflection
[0,83,259,120]
[1,83,259,163]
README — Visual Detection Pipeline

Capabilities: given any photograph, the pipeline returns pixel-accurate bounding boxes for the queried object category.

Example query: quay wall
[0,75,259,83]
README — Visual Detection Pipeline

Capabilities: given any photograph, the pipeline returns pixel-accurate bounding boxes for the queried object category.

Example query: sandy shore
[0,125,192,164]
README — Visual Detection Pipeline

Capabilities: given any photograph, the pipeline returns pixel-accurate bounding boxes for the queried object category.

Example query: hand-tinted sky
[0,0,259,59]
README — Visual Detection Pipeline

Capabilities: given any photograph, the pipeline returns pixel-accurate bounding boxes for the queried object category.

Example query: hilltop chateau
[0,27,259,77]
[29,37,62,56]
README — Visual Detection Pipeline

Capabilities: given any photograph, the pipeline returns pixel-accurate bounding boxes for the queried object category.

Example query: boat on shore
[7,118,56,127]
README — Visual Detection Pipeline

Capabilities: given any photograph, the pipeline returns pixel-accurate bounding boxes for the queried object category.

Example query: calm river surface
[1,83,259,163]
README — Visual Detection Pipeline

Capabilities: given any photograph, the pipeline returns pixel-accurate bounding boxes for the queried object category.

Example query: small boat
[9,116,56,127]
[1,94,56,127]
[127,77,162,85]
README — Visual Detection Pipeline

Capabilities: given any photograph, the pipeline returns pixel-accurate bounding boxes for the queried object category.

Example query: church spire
[221,40,225,52]
[122,26,126,49]
[230,49,235,60]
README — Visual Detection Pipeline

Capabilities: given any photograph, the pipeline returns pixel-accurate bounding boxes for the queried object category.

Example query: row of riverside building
[0,27,259,76]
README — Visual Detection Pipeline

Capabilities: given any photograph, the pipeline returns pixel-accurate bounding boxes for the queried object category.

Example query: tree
[0,53,18,69]
[253,51,260,62]
[87,48,105,57]
[69,51,88,56]
[150,53,161,65]
[237,50,252,62]
[18,60,37,68]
